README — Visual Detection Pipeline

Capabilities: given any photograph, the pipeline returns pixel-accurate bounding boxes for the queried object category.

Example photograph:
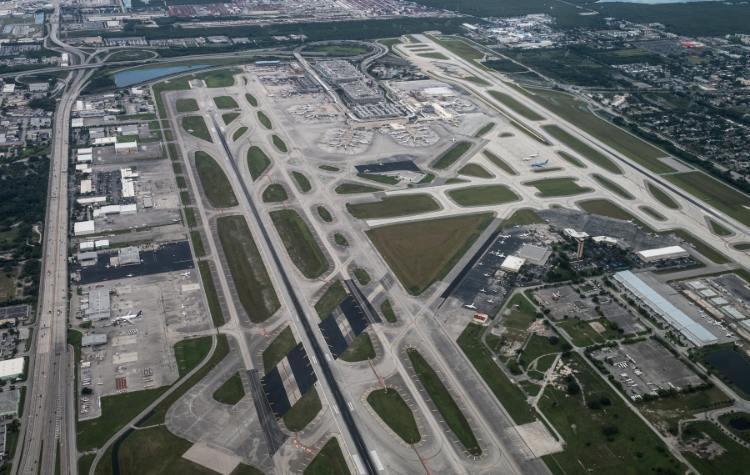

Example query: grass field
[262,184,288,203]
[646,182,679,209]
[347,194,440,219]
[257,110,272,129]
[245,93,258,107]
[666,171,750,226]
[474,122,495,137]
[270,210,329,278]
[432,141,472,169]
[448,185,519,207]
[526,87,674,174]
[578,199,650,229]
[292,171,312,192]
[542,125,621,174]
[304,438,349,475]
[213,95,238,109]
[488,90,544,121]
[284,388,322,432]
[334,233,348,247]
[182,115,212,142]
[431,36,486,65]
[335,183,382,194]
[340,332,376,362]
[557,318,621,347]
[367,389,421,444]
[380,300,397,323]
[315,280,347,318]
[525,177,593,197]
[246,146,271,180]
[639,206,666,221]
[557,151,586,168]
[680,421,750,475]
[263,326,296,371]
[540,354,685,475]
[232,127,248,141]
[196,69,237,88]
[483,150,517,175]
[198,261,224,327]
[640,385,731,433]
[316,205,333,222]
[222,112,239,125]
[407,348,481,455]
[591,173,634,199]
[305,44,369,55]
[175,98,198,113]
[418,52,449,59]
[194,151,238,208]
[501,209,543,227]
[174,337,213,376]
[272,135,288,153]
[458,163,494,178]
[212,372,245,405]
[217,215,280,322]
[457,323,537,424]
[707,218,732,236]
[367,213,492,294]
[353,268,371,285]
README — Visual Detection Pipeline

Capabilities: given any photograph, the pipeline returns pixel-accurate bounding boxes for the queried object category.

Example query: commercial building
[0,357,25,380]
[84,287,111,321]
[0,389,20,417]
[73,220,95,236]
[118,246,140,266]
[614,270,717,346]
[636,246,689,262]
[82,334,108,347]
[501,255,525,273]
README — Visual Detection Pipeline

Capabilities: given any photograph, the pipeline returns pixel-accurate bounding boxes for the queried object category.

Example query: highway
[13,2,88,474]
[209,116,377,475]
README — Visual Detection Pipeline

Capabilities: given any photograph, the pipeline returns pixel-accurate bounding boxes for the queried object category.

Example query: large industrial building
[636,246,689,262]
[614,270,717,346]
[0,357,25,381]
[84,287,111,321]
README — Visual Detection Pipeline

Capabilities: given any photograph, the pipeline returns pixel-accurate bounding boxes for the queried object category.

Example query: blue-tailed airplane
[531,159,549,168]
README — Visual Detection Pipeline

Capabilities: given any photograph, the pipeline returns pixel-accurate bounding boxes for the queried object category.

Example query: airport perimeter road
[14,3,89,474]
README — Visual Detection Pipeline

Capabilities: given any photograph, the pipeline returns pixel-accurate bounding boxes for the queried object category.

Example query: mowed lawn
[246,146,271,180]
[366,213,492,294]
[217,215,280,322]
[270,210,329,278]
[346,194,440,219]
[181,115,213,142]
[304,438,349,475]
[213,95,238,109]
[194,151,238,208]
[447,184,519,207]
[432,141,473,169]
[487,90,544,121]
[542,124,621,174]
[667,171,750,226]
[525,177,593,197]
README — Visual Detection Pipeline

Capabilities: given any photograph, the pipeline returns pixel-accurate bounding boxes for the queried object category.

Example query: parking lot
[590,338,704,400]
[535,283,645,334]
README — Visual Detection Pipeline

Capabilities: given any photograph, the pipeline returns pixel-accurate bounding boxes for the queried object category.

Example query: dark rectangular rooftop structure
[319,316,349,359]
[287,343,317,395]
[260,367,291,418]
[355,159,420,174]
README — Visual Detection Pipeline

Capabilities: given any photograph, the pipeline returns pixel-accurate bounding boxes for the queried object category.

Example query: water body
[703,347,750,396]
[113,64,209,88]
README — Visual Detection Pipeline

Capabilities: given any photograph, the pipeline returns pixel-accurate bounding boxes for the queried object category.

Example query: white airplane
[180,271,191,277]
[463,303,478,310]
[112,310,143,325]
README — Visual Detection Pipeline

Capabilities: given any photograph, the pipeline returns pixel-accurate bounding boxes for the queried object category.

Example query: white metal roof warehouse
[0,357,25,380]
[614,270,717,346]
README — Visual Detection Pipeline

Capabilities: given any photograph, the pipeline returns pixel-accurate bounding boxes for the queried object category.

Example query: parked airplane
[463,303,478,310]
[523,153,540,161]
[112,310,143,325]
[531,159,550,168]
[180,272,191,277]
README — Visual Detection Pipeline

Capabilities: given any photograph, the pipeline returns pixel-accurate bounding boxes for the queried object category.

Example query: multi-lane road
[13,3,88,474]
